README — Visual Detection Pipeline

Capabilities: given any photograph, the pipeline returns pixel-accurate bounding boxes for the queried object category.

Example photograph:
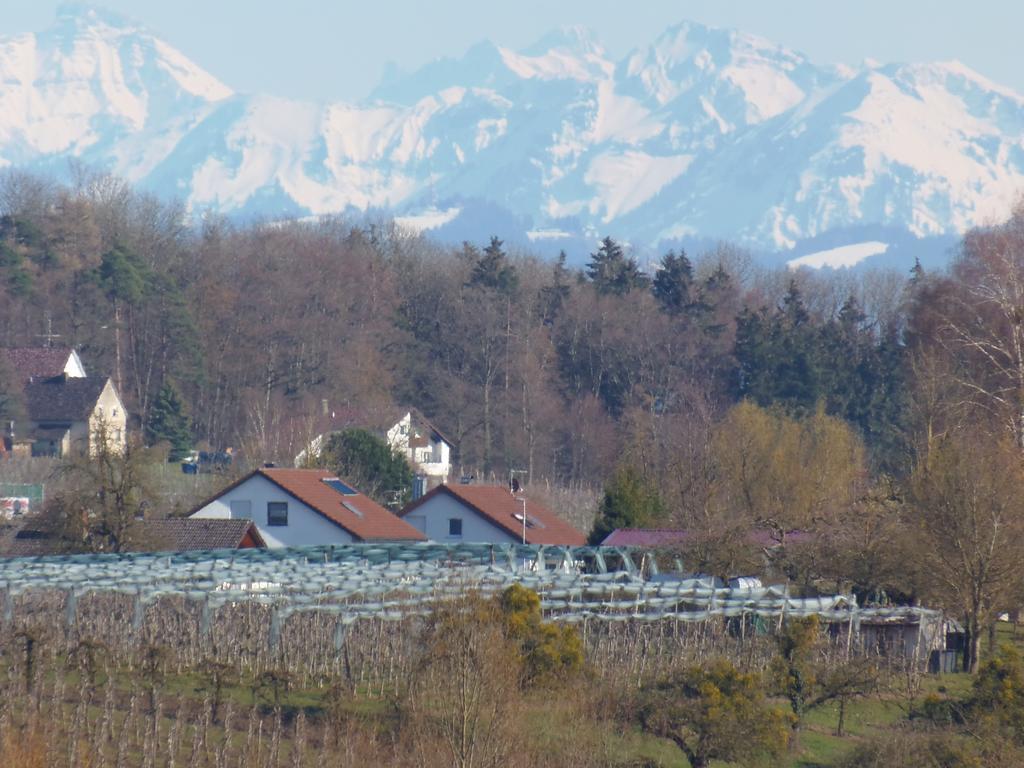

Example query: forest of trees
[4,172,1024,662]
[0,168,958,479]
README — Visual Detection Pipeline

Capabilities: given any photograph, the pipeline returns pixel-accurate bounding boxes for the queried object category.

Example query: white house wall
[385,413,411,453]
[294,433,325,468]
[65,351,86,378]
[414,440,451,479]
[406,493,519,544]
[90,380,127,453]
[190,474,354,547]
[388,412,451,481]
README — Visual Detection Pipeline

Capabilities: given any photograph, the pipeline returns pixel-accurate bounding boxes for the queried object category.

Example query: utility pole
[509,468,529,550]
[518,496,527,545]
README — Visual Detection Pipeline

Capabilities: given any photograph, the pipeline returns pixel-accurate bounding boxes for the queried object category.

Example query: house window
[230,500,252,519]
[448,518,462,537]
[267,502,288,526]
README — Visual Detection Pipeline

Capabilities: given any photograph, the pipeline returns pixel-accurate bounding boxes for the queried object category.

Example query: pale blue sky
[4,1,1023,101]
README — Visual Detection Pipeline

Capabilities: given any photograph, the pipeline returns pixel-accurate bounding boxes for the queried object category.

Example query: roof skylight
[341,500,364,518]
[323,478,358,496]
[513,513,545,529]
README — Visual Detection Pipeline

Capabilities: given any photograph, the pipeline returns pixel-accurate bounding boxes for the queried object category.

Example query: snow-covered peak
[624,19,810,82]
[0,11,1022,260]
[522,25,604,58]
[53,3,146,34]
[619,19,834,123]
[917,59,1024,105]
[38,3,232,104]
[368,40,510,105]
[371,29,615,103]
[0,6,231,175]
[498,25,614,82]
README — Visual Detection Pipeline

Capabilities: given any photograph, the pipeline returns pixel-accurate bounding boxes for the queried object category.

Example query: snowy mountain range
[2,5,1023,267]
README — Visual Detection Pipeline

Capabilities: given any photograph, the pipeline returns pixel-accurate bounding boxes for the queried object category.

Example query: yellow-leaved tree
[710,401,866,544]
[638,658,793,768]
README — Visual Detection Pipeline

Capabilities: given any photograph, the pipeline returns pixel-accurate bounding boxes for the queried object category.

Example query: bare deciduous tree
[405,593,524,768]
[927,203,1024,446]
[908,430,1024,672]
[42,426,156,553]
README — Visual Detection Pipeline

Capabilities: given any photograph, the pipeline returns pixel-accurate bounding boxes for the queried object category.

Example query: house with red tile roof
[399,483,585,546]
[189,467,426,547]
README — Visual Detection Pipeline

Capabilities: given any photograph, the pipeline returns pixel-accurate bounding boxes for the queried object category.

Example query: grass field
[40,650,984,767]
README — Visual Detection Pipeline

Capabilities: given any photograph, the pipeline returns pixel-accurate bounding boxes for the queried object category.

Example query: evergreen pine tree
[98,244,147,305]
[781,280,810,327]
[469,236,518,295]
[586,236,648,296]
[690,263,736,337]
[0,243,32,296]
[539,250,571,324]
[733,306,774,401]
[146,382,192,461]
[0,354,25,426]
[909,256,925,286]
[651,249,694,315]
[734,284,822,414]
[588,465,663,545]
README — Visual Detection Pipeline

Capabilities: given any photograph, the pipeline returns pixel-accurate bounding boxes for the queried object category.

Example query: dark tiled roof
[0,518,267,557]
[0,347,77,382]
[138,518,266,551]
[24,377,110,422]
[192,468,426,542]
[0,523,61,557]
[401,484,586,546]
